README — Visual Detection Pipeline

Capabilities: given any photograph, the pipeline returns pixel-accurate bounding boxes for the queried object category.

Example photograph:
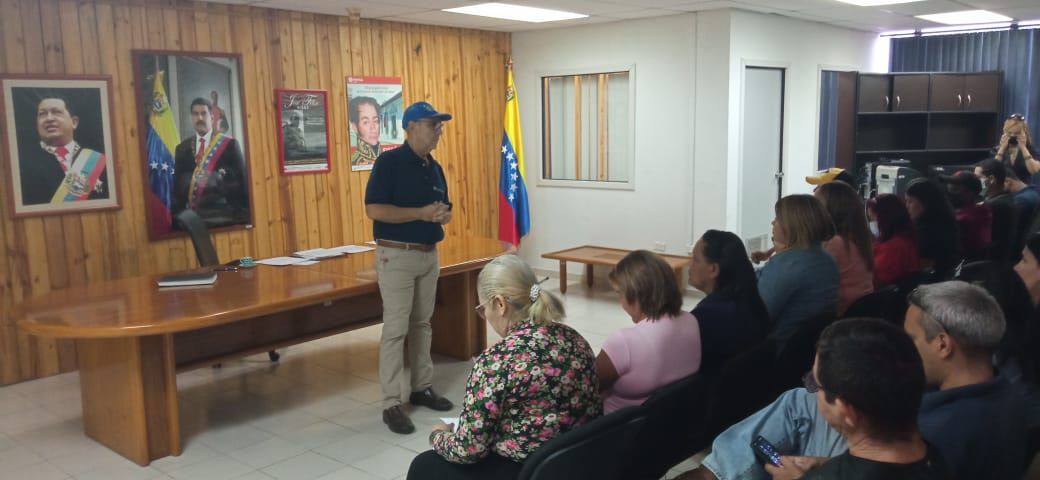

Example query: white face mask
[869,220,880,237]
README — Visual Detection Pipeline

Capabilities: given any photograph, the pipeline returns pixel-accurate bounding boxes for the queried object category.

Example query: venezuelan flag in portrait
[145,70,180,236]
[499,64,531,246]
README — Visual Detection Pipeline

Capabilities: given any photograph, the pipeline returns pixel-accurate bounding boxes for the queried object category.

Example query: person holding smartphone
[995,114,1038,185]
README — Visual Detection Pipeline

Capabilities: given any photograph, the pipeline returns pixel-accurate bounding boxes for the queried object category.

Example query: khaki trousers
[375,245,439,408]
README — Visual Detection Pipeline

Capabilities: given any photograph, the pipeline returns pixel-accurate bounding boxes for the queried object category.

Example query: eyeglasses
[475,299,490,320]
[802,371,824,393]
[418,120,444,131]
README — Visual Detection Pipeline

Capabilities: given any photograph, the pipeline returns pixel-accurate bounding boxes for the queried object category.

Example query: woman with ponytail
[408,254,601,479]
[597,250,701,413]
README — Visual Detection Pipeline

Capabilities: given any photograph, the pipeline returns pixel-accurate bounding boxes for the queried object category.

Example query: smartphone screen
[751,435,783,467]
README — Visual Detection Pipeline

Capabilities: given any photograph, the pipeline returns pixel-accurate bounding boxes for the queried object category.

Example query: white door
[740,67,785,248]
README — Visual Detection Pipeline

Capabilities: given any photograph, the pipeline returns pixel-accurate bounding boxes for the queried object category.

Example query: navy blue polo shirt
[364,141,450,245]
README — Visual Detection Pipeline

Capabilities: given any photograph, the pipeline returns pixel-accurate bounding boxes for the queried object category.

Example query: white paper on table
[328,244,375,254]
[293,248,344,259]
[439,417,459,427]
[256,256,310,266]
[294,260,319,266]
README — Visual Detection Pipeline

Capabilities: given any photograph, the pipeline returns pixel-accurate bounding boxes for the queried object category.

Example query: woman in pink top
[596,250,701,414]
[815,182,875,315]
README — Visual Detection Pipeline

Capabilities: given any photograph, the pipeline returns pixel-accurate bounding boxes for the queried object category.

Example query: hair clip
[529,284,541,302]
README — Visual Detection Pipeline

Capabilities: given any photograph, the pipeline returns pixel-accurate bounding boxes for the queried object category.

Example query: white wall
[511,10,879,272]
[512,15,697,272]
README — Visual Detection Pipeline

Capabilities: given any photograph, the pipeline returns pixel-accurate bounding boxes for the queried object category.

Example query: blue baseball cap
[402,101,452,129]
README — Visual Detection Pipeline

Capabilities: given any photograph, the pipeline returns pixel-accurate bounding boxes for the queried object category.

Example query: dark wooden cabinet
[856,74,929,112]
[892,75,928,111]
[853,71,1002,182]
[965,74,999,112]
[930,73,1000,112]
[857,75,890,112]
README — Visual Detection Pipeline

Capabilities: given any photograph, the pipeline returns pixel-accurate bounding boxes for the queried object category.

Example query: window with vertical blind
[541,69,633,187]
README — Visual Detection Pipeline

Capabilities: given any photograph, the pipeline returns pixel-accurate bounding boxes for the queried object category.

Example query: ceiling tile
[878,0,972,16]
[734,0,837,12]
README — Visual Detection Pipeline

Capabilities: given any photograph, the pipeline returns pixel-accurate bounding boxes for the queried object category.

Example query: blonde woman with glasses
[407,254,601,480]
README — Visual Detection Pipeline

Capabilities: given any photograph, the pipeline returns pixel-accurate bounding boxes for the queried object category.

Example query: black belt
[376,239,436,252]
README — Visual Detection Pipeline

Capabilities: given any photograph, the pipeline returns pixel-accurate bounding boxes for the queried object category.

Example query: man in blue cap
[365,101,455,434]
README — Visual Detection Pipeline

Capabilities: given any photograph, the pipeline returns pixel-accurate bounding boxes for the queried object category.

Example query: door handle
[896,95,901,109]
[884,95,890,109]
[967,94,972,107]
[957,93,963,107]
[774,172,785,180]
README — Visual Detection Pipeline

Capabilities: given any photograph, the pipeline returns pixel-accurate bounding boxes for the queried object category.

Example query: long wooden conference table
[14,236,509,466]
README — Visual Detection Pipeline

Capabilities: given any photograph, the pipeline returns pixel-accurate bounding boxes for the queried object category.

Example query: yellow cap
[806,168,846,185]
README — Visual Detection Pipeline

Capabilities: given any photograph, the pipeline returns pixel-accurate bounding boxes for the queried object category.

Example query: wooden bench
[541,245,690,294]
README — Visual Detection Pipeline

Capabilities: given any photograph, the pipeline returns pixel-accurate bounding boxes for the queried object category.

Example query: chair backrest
[701,340,777,445]
[175,209,220,267]
[517,406,647,480]
[771,312,834,396]
[843,284,903,324]
[616,372,711,480]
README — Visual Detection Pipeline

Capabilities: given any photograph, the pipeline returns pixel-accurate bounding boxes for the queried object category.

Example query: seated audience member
[1014,233,1040,384]
[905,178,961,278]
[814,182,875,315]
[786,318,948,480]
[688,230,770,373]
[978,159,1030,262]
[597,250,701,413]
[757,194,839,345]
[940,170,991,262]
[752,169,857,263]
[676,281,1025,480]
[867,194,920,287]
[409,255,602,480]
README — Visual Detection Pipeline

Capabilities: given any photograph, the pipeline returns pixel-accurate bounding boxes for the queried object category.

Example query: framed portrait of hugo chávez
[0,76,120,218]
[276,88,330,175]
[133,50,253,240]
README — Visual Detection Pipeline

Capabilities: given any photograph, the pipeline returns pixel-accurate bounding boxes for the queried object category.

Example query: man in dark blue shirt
[365,101,455,434]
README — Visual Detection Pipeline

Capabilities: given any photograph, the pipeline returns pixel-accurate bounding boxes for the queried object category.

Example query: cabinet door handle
[967,94,972,107]
[957,93,963,107]
[884,95,890,109]
[896,95,901,109]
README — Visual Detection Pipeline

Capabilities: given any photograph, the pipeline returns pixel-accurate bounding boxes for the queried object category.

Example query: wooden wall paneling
[297,12,317,251]
[250,9,281,259]
[111,0,144,277]
[1,0,508,385]
[325,17,349,245]
[75,0,107,287]
[303,15,331,249]
[345,15,367,244]
[315,17,341,248]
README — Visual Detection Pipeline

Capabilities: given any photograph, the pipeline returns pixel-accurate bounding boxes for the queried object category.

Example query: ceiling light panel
[443,3,588,22]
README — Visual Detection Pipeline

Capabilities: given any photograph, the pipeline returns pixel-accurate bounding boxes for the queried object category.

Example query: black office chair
[175,209,220,268]
[698,340,777,449]
[844,284,903,324]
[516,406,647,480]
[174,209,280,363]
[770,312,834,397]
[621,373,710,479]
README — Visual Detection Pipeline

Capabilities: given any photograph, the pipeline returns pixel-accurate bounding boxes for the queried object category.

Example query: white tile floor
[0,280,706,480]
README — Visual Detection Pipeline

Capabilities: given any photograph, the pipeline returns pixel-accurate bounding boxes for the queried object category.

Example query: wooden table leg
[432,270,486,359]
[585,264,594,288]
[559,261,567,294]
[77,334,180,466]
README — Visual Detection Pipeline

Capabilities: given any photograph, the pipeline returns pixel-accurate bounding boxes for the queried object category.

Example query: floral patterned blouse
[431,320,602,463]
